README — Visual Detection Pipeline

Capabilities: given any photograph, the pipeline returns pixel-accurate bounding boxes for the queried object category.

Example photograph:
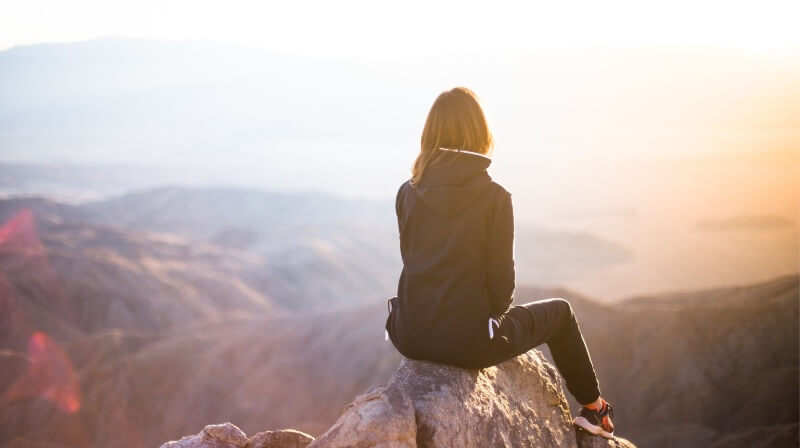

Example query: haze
[0,1,797,299]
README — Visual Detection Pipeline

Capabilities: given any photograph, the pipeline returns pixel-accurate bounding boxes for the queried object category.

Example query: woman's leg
[499,298,601,405]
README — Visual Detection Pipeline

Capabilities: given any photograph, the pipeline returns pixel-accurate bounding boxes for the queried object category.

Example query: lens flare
[2,331,82,413]
[0,208,40,248]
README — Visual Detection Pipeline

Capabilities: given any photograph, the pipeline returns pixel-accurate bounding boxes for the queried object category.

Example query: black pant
[387,296,602,405]
[482,298,602,405]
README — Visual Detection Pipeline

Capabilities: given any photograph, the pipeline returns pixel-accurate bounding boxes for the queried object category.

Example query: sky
[0,0,796,297]
[1,0,799,57]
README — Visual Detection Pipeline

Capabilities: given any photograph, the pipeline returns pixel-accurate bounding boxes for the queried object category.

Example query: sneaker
[572,400,615,438]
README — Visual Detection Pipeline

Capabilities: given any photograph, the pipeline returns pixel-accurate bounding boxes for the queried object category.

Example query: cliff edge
[160,349,635,447]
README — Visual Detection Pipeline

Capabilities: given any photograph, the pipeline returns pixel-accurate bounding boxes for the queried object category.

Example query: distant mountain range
[529,277,799,448]
[0,190,796,447]
[0,187,635,309]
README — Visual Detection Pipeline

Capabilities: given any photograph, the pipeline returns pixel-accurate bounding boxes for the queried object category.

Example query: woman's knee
[550,297,572,311]
[550,297,576,321]
[521,297,576,324]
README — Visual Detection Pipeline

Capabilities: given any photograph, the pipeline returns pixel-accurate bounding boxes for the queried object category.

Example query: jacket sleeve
[486,191,516,316]
[395,182,405,232]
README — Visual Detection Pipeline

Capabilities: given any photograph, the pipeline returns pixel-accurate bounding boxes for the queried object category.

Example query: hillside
[0,202,279,342]
[0,188,636,308]
[0,193,796,447]
[0,192,402,311]
[521,275,799,447]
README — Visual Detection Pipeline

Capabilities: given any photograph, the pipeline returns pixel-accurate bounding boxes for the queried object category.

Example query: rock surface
[159,423,313,448]
[159,350,635,448]
[248,430,316,448]
[308,349,634,448]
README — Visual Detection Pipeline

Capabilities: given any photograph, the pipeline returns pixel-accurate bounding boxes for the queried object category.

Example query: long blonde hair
[410,87,494,187]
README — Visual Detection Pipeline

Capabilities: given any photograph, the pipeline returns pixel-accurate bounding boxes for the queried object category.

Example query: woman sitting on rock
[385,86,616,439]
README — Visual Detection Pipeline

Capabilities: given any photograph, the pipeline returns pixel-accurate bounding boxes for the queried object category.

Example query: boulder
[248,429,316,448]
[160,350,635,447]
[159,423,313,448]
[160,423,250,448]
[309,349,635,448]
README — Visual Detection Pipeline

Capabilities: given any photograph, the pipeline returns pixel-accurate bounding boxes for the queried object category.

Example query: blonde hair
[410,87,494,187]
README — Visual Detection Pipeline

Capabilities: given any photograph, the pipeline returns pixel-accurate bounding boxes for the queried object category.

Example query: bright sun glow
[1,0,799,56]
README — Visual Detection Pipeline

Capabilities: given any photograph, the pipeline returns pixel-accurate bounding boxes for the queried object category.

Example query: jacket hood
[413,150,493,217]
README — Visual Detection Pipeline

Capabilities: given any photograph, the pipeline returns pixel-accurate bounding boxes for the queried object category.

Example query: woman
[384,87,616,438]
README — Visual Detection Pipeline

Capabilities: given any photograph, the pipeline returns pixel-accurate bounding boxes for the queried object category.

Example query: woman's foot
[572,398,615,438]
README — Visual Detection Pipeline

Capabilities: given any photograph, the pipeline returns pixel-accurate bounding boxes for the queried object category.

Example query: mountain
[0,194,400,447]
[0,190,402,311]
[153,270,799,448]
[79,185,634,307]
[0,161,199,202]
[80,186,402,310]
[0,187,636,309]
[0,191,795,447]
[2,301,401,447]
[522,275,799,447]
[0,200,279,344]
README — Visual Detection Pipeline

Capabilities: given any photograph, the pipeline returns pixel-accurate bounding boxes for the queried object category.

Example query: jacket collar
[412,148,493,217]
[437,147,492,160]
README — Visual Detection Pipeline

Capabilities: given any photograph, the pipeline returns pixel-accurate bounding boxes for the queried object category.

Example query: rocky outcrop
[161,349,635,448]
[309,349,634,448]
[160,423,313,448]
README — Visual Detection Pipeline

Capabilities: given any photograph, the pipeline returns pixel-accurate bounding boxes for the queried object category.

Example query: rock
[576,429,636,448]
[309,349,636,448]
[159,350,635,448]
[248,429,315,448]
[308,383,417,447]
[159,423,313,448]
[160,423,249,448]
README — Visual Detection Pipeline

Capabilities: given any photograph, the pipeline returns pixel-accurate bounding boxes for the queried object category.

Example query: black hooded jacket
[386,148,516,367]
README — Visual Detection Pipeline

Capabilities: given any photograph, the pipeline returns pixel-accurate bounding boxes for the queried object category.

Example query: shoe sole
[572,416,614,439]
